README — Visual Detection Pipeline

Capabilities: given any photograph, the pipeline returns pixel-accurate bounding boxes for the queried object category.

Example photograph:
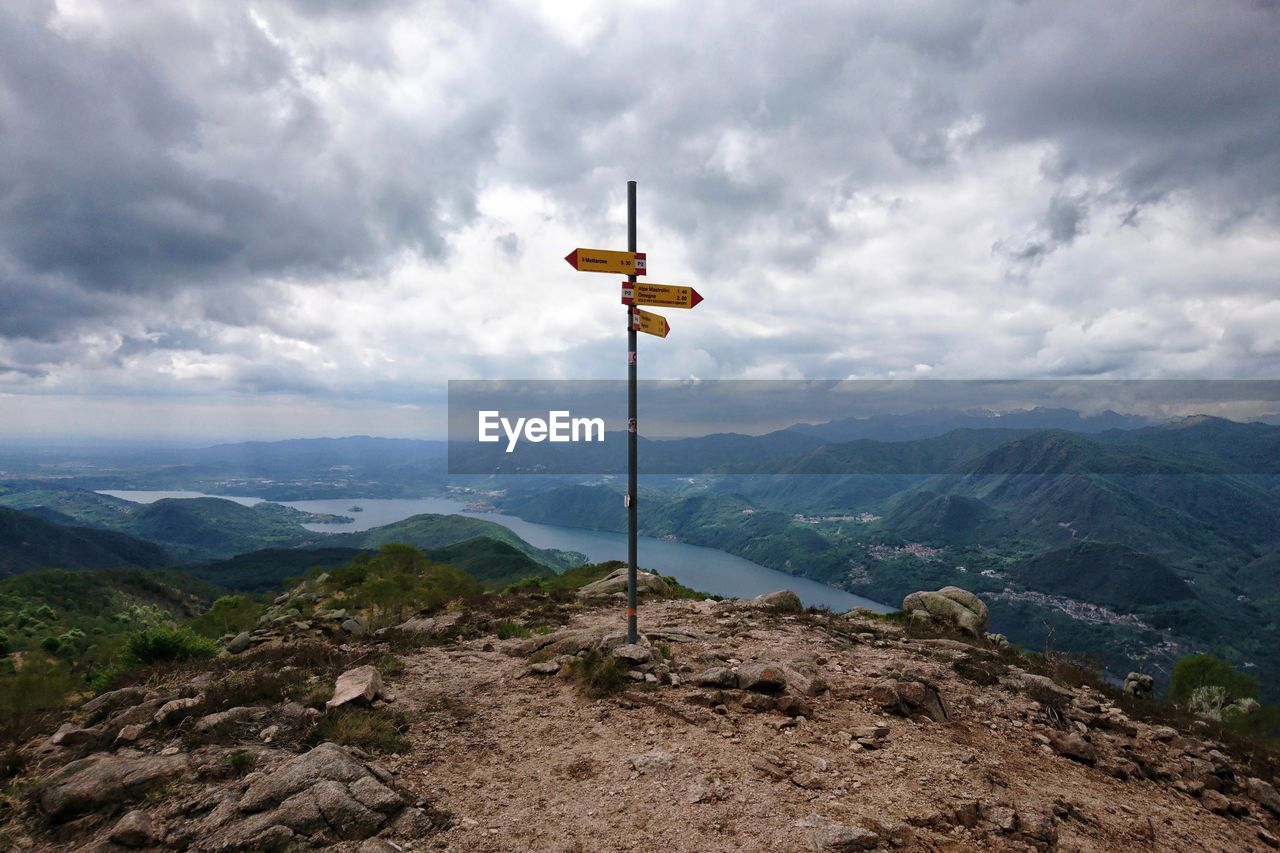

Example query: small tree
[1169,653,1258,708]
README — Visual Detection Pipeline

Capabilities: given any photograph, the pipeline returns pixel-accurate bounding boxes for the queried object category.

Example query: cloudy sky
[2,0,1279,440]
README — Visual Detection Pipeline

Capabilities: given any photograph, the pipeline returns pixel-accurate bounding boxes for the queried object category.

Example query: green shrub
[226,750,256,776]
[566,648,628,698]
[1169,653,1258,707]
[190,595,266,639]
[122,626,219,666]
[495,621,531,640]
[311,707,410,753]
[376,654,404,678]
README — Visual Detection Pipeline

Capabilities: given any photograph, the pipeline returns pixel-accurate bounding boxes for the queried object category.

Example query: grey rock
[47,722,104,749]
[270,788,328,835]
[350,775,404,813]
[154,696,203,726]
[612,643,652,664]
[736,662,787,693]
[114,723,147,744]
[341,618,368,638]
[238,742,368,813]
[529,661,561,675]
[692,666,736,688]
[326,665,383,710]
[109,809,155,847]
[195,706,268,733]
[82,686,149,719]
[1201,789,1231,814]
[750,590,804,613]
[226,632,252,654]
[388,805,437,836]
[311,779,385,839]
[902,586,989,637]
[869,678,948,722]
[359,841,402,853]
[1018,671,1075,702]
[1247,777,1280,816]
[38,751,187,820]
[577,567,671,598]
[1049,731,1098,765]
[628,750,674,775]
[776,696,813,718]
[797,813,879,851]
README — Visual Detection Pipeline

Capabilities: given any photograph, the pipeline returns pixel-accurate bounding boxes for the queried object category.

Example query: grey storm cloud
[0,0,1279,416]
[0,0,500,341]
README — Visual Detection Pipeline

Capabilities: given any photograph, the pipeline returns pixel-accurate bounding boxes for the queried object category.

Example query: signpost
[564,182,703,643]
[632,307,670,338]
[622,282,704,310]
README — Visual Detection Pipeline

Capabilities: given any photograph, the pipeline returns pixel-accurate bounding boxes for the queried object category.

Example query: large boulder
[38,751,188,820]
[577,567,671,598]
[750,590,804,613]
[1123,672,1154,699]
[327,666,383,710]
[902,587,989,637]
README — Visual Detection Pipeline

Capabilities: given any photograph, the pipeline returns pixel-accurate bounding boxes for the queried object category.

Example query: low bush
[565,648,628,698]
[311,707,411,753]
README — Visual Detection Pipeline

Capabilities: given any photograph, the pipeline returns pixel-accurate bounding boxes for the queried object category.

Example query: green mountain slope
[0,507,172,575]
[125,498,312,558]
[0,483,139,529]
[424,537,556,587]
[878,491,1007,545]
[185,547,367,592]
[1015,542,1194,612]
[318,513,583,571]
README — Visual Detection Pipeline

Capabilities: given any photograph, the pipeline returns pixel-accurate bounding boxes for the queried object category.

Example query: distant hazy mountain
[786,407,1153,442]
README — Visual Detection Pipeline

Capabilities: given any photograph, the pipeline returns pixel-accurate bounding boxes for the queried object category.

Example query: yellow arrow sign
[564,248,646,275]
[632,307,670,338]
[622,282,704,309]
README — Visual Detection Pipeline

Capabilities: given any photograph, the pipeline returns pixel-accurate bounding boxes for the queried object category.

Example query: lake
[99,491,890,613]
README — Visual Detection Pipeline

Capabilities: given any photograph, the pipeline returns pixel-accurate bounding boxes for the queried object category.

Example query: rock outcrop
[902,586,989,637]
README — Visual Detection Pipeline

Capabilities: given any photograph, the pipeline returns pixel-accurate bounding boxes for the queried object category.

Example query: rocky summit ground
[5,584,1280,852]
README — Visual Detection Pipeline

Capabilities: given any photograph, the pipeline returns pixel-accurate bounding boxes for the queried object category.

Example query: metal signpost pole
[626,180,639,645]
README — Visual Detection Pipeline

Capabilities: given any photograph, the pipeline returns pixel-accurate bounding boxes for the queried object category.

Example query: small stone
[612,643,652,664]
[628,750,674,776]
[692,666,736,688]
[259,725,281,743]
[341,618,367,638]
[1049,731,1098,765]
[790,770,824,790]
[796,813,878,850]
[776,695,813,718]
[115,723,146,743]
[529,662,561,675]
[1201,789,1231,814]
[154,696,203,725]
[109,810,154,847]
[1259,828,1279,849]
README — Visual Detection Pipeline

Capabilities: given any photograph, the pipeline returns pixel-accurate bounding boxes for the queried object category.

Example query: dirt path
[373,599,1275,852]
